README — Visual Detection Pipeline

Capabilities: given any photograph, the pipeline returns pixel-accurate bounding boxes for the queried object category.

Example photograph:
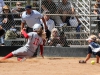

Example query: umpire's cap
[25,5,32,9]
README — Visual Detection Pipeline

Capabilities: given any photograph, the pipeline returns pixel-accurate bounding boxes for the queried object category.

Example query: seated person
[93,0,100,33]
[48,28,61,47]
[32,0,39,10]
[2,5,14,31]
[59,31,69,47]
[41,0,64,26]
[0,25,5,46]
[41,11,55,40]
[10,26,17,32]
[57,0,74,24]
[11,1,25,18]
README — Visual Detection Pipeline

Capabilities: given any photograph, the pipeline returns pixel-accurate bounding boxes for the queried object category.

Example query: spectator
[10,26,17,32]
[41,0,64,26]
[93,0,100,33]
[2,5,14,30]
[48,28,61,47]
[32,0,39,10]
[0,25,5,46]
[41,11,55,40]
[59,31,69,47]
[0,0,5,46]
[11,1,25,18]
[58,0,74,24]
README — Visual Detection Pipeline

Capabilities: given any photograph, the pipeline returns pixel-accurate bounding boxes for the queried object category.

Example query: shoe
[1,43,5,46]
[79,60,86,63]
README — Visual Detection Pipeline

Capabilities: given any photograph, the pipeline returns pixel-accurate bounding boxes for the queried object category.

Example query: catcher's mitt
[79,60,86,63]
[0,29,5,37]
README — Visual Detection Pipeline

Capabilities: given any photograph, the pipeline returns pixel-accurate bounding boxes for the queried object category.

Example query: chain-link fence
[0,0,99,46]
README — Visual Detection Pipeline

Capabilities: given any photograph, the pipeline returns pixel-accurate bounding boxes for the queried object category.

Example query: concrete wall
[43,47,87,57]
[0,46,89,57]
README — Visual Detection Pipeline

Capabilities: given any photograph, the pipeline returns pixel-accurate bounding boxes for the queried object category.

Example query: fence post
[89,0,91,35]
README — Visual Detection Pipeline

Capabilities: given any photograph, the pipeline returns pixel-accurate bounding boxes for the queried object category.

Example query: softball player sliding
[1,23,44,61]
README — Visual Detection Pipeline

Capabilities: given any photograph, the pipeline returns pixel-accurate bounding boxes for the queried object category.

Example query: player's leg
[96,55,99,63]
[32,48,38,57]
[96,52,100,63]
[1,52,13,60]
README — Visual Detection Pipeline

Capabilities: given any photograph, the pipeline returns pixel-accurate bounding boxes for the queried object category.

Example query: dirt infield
[0,57,100,75]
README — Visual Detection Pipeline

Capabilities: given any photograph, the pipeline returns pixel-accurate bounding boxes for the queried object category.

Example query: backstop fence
[1,0,99,46]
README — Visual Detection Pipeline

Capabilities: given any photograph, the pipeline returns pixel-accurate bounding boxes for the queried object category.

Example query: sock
[17,57,22,61]
[2,52,13,60]
[17,57,26,62]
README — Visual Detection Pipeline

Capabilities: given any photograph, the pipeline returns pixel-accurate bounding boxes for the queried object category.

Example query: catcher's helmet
[33,23,43,32]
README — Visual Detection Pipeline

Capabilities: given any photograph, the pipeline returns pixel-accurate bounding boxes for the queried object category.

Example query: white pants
[12,46,34,58]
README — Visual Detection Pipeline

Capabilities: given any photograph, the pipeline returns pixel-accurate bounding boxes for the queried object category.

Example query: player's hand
[20,28,26,34]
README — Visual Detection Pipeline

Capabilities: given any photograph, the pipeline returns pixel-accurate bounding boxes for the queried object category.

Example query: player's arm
[84,46,92,62]
[21,22,25,31]
[84,53,91,62]
[40,45,44,58]
[21,29,29,38]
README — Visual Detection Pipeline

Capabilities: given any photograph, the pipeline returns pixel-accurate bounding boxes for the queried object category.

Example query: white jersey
[25,32,43,52]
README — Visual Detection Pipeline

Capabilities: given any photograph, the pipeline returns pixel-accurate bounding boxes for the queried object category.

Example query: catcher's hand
[79,60,86,63]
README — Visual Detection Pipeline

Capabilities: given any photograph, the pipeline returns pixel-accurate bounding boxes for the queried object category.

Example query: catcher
[79,35,100,63]
[1,23,44,61]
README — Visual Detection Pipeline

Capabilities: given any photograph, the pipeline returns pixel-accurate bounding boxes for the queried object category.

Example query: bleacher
[3,0,98,46]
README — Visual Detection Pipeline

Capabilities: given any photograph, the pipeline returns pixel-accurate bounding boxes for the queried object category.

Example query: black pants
[26,27,33,33]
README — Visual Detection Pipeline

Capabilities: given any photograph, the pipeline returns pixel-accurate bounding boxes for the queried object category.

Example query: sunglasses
[16,4,22,6]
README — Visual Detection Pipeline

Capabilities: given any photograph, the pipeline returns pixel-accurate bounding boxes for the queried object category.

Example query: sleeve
[21,30,29,38]
[21,12,26,23]
[34,10,43,19]
[2,0,5,7]
[87,46,92,54]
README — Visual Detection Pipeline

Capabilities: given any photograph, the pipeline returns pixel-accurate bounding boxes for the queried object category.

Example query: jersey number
[33,38,39,45]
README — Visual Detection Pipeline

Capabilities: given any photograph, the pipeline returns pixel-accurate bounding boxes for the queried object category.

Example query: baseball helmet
[33,23,43,32]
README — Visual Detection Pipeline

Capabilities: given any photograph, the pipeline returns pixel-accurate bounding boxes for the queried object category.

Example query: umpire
[20,5,50,57]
